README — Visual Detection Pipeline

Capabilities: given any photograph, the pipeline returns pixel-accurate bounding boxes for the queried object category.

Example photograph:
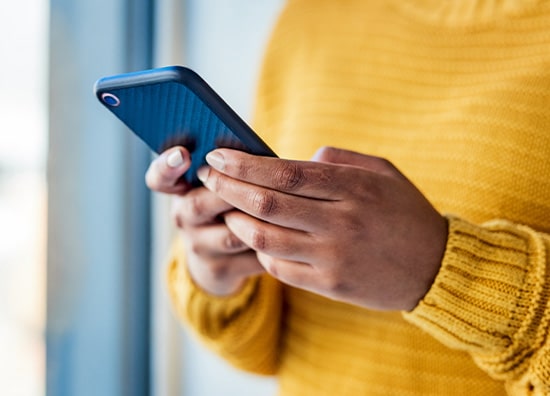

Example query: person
[146,1,550,395]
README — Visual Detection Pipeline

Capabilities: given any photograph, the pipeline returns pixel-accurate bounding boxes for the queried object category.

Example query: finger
[256,252,313,290]
[185,223,250,256]
[172,188,234,227]
[145,146,192,194]
[187,249,266,296]
[203,149,356,200]
[199,167,332,231]
[312,146,399,177]
[224,210,318,263]
[215,251,266,279]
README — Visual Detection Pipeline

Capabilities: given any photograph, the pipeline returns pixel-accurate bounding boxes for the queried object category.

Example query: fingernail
[167,150,184,168]
[197,166,210,183]
[205,151,225,171]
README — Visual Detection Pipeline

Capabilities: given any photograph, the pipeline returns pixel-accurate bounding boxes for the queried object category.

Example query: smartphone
[94,65,277,186]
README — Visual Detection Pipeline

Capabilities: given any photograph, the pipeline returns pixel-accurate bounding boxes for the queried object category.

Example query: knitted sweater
[167,1,550,395]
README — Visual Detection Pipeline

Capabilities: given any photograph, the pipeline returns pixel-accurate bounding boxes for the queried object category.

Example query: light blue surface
[47,0,152,395]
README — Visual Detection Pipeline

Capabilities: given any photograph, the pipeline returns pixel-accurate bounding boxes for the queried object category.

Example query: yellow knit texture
[167,1,550,394]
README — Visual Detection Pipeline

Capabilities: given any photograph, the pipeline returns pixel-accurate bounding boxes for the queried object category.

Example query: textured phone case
[94,66,276,186]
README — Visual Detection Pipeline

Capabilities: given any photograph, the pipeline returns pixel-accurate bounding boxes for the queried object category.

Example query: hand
[197,146,448,311]
[146,146,265,296]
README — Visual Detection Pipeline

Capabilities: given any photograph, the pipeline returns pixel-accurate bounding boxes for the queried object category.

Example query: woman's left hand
[197,146,448,311]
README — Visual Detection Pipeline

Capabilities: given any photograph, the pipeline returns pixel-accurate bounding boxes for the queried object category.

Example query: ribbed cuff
[404,216,550,379]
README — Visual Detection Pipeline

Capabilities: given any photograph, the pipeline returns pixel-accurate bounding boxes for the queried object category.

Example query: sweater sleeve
[166,238,283,375]
[404,216,550,395]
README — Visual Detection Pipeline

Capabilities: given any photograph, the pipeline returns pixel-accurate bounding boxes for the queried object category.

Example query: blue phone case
[94,66,277,186]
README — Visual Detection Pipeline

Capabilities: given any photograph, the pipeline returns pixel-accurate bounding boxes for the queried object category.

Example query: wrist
[404,214,448,311]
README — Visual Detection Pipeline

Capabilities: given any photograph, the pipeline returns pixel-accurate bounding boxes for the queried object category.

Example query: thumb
[312,146,397,176]
[145,146,193,194]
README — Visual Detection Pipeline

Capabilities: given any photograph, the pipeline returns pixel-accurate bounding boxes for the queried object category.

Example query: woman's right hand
[146,146,265,296]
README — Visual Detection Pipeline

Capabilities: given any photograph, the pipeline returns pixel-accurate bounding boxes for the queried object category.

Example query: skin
[146,145,448,311]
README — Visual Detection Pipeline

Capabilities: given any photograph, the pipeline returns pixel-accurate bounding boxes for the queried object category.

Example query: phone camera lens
[101,93,121,107]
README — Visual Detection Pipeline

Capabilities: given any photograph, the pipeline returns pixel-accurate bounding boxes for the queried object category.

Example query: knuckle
[349,169,381,201]
[249,190,277,217]
[274,162,305,191]
[211,171,226,193]
[337,202,365,232]
[315,146,338,162]
[170,200,186,228]
[249,228,269,251]
[374,157,396,171]
[323,269,349,294]
[368,156,400,178]
[206,262,231,282]
[223,232,245,251]
[265,263,278,278]
[187,239,204,256]
[259,255,279,277]
[173,213,184,229]
[185,195,205,220]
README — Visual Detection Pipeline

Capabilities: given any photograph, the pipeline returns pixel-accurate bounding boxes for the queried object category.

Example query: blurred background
[1,0,283,395]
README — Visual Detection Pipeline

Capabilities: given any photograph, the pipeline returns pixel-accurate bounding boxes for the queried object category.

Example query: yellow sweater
[167,1,550,395]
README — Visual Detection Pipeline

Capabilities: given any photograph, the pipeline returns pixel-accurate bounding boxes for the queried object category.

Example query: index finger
[204,149,355,200]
